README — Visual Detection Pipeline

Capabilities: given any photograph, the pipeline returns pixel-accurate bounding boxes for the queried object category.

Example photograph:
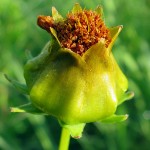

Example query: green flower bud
[7,3,134,138]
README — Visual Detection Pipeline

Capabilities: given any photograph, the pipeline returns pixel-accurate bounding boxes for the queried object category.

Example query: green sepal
[118,91,134,105]
[100,114,128,124]
[83,39,106,64]
[52,7,63,23]
[59,120,85,139]
[4,74,29,95]
[50,28,61,47]
[108,25,123,51]
[72,3,82,13]
[10,103,46,115]
[95,5,104,20]
[41,41,52,53]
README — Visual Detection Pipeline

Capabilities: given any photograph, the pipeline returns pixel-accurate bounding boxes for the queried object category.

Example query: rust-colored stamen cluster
[37,10,111,55]
[37,16,54,31]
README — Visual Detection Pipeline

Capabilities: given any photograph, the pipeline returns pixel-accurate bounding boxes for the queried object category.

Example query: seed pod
[7,3,134,138]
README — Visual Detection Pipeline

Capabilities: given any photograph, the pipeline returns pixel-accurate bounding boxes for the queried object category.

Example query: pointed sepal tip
[100,114,128,124]
[10,103,46,115]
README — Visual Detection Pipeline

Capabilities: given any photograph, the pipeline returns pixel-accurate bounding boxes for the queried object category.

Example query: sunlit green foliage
[0,0,150,149]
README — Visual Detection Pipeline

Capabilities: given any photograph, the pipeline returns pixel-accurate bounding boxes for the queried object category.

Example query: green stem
[59,127,71,150]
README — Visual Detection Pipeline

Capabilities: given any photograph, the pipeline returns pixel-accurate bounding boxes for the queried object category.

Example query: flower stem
[59,127,70,150]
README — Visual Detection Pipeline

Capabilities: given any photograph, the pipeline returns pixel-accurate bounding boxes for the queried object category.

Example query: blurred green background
[0,0,150,150]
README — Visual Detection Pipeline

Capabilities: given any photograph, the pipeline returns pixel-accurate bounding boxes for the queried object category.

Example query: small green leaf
[100,114,128,123]
[4,74,29,95]
[10,103,46,115]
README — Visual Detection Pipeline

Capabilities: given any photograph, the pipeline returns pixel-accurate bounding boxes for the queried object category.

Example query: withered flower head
[37,5,111,55]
